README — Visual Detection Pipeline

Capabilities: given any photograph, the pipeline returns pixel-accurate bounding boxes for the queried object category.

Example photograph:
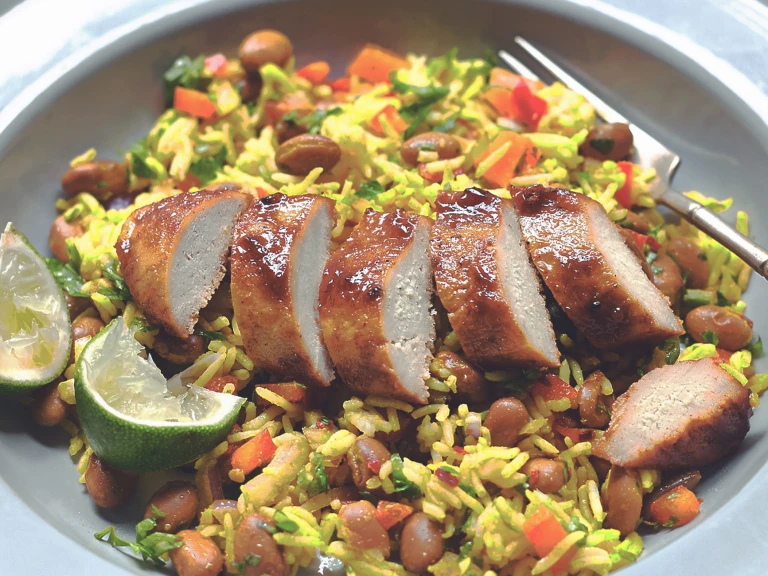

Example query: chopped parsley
[197,329,227,341]
[658,337,681,365]
[189,147,227,184]
[749,336,763,357]
[296,452,329,497]
[163,55,206,106]
[97,259,132,301]
[389,72,451,139]
[356,180,385,201]
[390,453,422,499]
[273,511,299,533]
[129,141,156,179]
[589,137,615,155]
[234,553,262,575]
[45,257,88,298]
[94,512,181,567]
[282,106,343,135]
[701,329,720,346]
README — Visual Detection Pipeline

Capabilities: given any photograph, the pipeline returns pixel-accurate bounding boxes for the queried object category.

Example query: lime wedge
[0,223,71,393]
[75,318,245,472]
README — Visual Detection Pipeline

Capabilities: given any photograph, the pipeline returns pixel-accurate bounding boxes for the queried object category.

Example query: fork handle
[659,188,768,280]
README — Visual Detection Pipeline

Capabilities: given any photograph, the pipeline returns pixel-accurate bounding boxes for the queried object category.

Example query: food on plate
[513,184,684,349]
[1,28,766,576]
[116,183,250,339]
[319,209,434,403]
[593,358,751,468]
[431,186,559,367]
[231,193,336,387]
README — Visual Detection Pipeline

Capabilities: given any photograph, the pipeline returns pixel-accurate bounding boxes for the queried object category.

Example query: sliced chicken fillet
[319,209,434,404]
[593,358,751,469]
[231,193,335,387]
[116,183,250,339]
[431,187,559,368]
[512,185,683,349]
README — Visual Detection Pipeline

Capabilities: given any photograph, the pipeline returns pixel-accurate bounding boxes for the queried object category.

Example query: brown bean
[434,351,489,403]
[239,30,293,75]
[484,397,529,447]
[276,109,310,144]
[347,437,391,491]
[64,293,91,320]
[49,215,83,263]
[275,134,341,176]
[618,227,653,280]
[170,530,224,576]
[234,513,287,576]
[590,457,612,482]
[31,381,68,427]
[580,123,633,161]
[144,481,199,534]
[400,512,443,574]
[84,454,137,509]
[338,501,391,557]
[400,132,462,166]
[604,467,642,536]
[685,305,753,351]
[578,371,612,429]
[210,499,240,524]
[619,210,651,234]
[70,316,105,364]
[522,458,565,493]
[240,76,263,103]
[152,333,206,365]
[652,251,684,303]
[61,160,128,199]
[667,237,709,289]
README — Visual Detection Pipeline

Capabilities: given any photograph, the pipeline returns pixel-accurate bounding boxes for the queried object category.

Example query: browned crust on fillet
[512,185,683,349]
[319,209,432,403]
[116,183,250,338]
[430,187,558,368]
[231,193,335,387]
[593,358,751,469]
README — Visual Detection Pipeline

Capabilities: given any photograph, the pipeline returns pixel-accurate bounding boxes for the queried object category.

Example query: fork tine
[496,50,541,83]
[512,37,628,124]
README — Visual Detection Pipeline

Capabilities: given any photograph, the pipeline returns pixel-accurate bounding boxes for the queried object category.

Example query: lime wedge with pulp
[0,223,71,393]
[75,317,245,472]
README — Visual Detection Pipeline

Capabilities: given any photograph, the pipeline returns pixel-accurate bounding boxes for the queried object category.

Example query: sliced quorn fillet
[116,183,251,339]
[231,193,336,387]
[593,358,751,469]
[319,209,434,404]
[431,188,559,368]
[512,185,683,349]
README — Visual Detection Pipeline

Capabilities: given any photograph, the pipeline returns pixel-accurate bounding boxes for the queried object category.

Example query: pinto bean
[144,481,199,534]
[578,371,612,429]
[347,437,391,491]
[400,512,443,574]
[152,333,206,365]
[400,132,462,166]
[170,530,225,576]
[234,513,288,576]
[239,30,293,75]
[604,467,642,536]
[484,398,529,447]
[64,293,91,320]
[275,134,341,175]
[49,216,84,263]
[84,454,137,509]
[433,351,489,403]
[61,160,128,199]
[338,501,391,557]
[685,305,753,351]
[580,123,633,161]
[70,316,105,364]
[31,380,68,427]
[522,458,565,493]
[619,210,651,234]
[652,251,683,304]
[667,237,709,289]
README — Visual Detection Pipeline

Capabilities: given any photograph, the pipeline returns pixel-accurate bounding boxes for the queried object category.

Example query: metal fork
[499,37,768,281]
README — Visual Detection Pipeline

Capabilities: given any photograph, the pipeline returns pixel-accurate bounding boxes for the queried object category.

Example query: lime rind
[75,318,245,472]
[0,223,71,393]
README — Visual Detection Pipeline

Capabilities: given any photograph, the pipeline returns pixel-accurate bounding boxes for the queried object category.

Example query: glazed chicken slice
[593,358,751,469]
[231,193,336,387]
[431,187,559,368]
[512,185,683,349]
[319,209,434,403]
[116,183,250,339]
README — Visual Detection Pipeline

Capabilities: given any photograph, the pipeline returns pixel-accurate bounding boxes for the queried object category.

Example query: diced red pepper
[369,105,407,135]
[375,501,414,530]
[453,446,468,455]
[348,44,408,83]
[531,374,578,404]
[174,87,217,119]
[255,187,270,199]
[512,80,548,130]
[204,53,228,75]
[297,61,331,84]
[254,382,308,405]
[648,485,701,529]
[329,77,351,92]
[615,161,635,208]
[230,429,277,475]
[626,229,662,253]
[204,375,239,393]
[435,468,460,487]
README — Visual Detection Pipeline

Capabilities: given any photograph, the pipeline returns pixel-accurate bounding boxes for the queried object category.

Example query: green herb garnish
[163,55,206,106]
[701,329,720,346]
[391,453,422,499]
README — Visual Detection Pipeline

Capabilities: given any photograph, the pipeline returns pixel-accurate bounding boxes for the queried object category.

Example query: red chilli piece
[615,161,635,209]
[375,501,414,530]
[453,446,468,455]
[330,77,351,92]
[205,375,239,393]
[435,468,460,488]
[512,79,548,130]
[204,53,228,75]
[531,374,578,403]
[367,458,382,474]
